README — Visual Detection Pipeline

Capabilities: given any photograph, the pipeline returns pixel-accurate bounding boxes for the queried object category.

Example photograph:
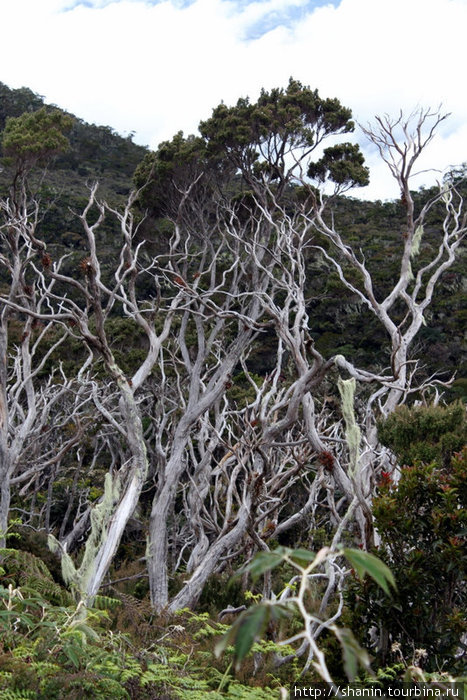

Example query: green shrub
[347,447,467,672]
[377,400,466,467]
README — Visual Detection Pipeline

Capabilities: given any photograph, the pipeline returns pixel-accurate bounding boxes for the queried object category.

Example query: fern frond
[91,594,122,612]
[0,548,72,606]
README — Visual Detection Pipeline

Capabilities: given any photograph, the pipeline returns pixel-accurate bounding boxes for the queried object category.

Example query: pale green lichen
[337,376,361,476]
[441,182,451,204]
[48,471,122,605]
[411,224,424,258]
[79,471,122,599]
[47,534,79,592]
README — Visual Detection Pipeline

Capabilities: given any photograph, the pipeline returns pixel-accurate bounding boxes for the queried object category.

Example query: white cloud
[1,0,466,199]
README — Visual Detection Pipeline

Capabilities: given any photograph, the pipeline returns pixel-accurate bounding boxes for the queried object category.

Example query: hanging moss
[337,376,361,476]
[48,472,123,605]
[410,224,424,258]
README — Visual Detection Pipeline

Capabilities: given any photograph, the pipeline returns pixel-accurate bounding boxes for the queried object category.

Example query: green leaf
[215,603,290,669]
[233,605,268,667]
[288,548,317,566]
[342,548,396,596]
[68,619,100,642]
[238,545,324,582]
[333,626,372,680]
[2,107,72,172]
[63,643,80,669]
[237,549,287,582]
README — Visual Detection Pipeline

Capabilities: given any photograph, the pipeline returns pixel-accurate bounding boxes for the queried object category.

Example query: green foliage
[0,82,146,186]
[0,578,144,697]
[217,546,394,678]
[134,131,222,220]
[135,77,369,249]
[348,447,467,671]
[239,546,316,582]
[216,602,291,670]
[0,547,72,606]
[341,548,396,597]
[0,82,44,131]
[199,77,368,191]
[1,107,72,174]
[0,79,466,691]
[1,81,464,389]
[308,142,369,188]
[377,400,467,467]
[333,626,372,681]
[0,552,288,697]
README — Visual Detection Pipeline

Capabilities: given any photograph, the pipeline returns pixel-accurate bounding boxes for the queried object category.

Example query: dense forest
[0,80,465,699]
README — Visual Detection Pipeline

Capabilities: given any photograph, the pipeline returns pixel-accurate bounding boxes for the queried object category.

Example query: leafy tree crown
[1,106,73,174]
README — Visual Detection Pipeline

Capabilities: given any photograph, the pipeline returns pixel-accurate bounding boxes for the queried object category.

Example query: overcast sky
[1,0,466,200]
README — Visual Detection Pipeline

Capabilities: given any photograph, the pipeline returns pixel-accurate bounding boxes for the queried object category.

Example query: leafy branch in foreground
[216,546,395,682]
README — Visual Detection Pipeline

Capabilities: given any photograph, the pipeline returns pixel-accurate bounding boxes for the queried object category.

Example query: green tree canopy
[1,107,73,175]
[133,131,231,221]
[134,79,369,227]
[199,77,369,191]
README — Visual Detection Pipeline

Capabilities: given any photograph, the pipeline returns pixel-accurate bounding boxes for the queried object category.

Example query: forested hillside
[1,82,464,393]
[0,80,465,698]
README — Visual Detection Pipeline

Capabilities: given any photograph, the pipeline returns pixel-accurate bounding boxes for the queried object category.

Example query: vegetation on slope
[0,80,465,695]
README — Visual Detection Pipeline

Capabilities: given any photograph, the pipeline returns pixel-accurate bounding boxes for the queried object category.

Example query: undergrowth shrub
[348,403,467,674]
[377,400,466,467]
[0,550,288,697]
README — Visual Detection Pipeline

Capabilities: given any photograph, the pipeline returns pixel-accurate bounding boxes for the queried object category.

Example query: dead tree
[0,181,80,546]
[1,100,463,617]
[146,107,465,612]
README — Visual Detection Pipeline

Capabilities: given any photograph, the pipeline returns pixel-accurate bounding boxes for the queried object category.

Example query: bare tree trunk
[83,377,148,601]
[0,328,11,546]
[168,496,253,612]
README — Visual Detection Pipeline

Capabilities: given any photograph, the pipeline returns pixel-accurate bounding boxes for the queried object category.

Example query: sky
[1,0,466,200]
